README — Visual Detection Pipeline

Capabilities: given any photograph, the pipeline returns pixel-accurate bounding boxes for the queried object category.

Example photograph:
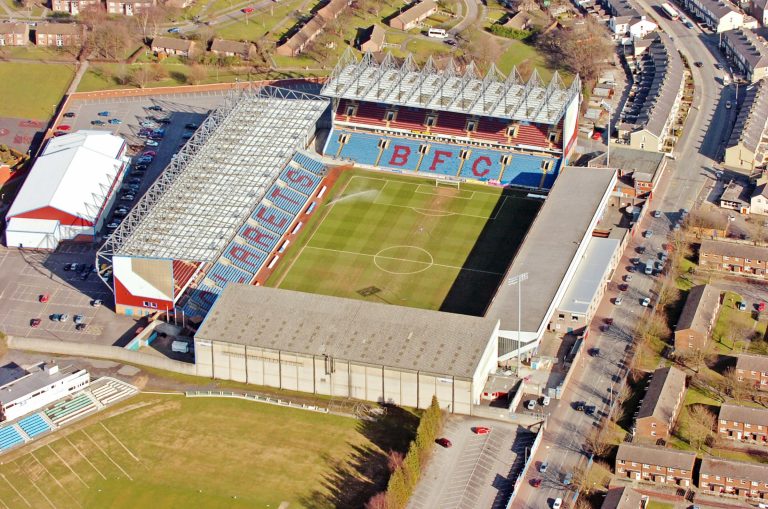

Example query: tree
[687,405,715,451]
[151,62,168,82]
[132,5,166,42]
[365,492,388,509]
[188,64,207,85]
[129,65,154,88]
[584,426,612,459]
[536,17,613,82]
[458,29,502,72]
[722,366,747,401]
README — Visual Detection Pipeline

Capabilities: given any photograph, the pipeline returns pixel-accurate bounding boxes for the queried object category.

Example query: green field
[267,170,540,315]
[0,62,75,119]
[0,393,405,508]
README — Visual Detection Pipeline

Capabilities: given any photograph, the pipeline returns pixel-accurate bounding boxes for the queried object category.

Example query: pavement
[511,5,739,509]
[408,416,536,509]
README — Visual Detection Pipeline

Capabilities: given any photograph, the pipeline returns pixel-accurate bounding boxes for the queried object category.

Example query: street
[512,4,738,508]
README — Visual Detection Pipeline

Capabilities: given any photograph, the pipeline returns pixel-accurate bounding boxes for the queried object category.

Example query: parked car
[541,396,550,406]
[39,294,49,303]
[121,194,135,201]
[694,61,703,67]
[624,274,633,282]
[726,101,732,109]
[142,150,157,157]
[553,497,563,509]
[642,297,651,307]
[615,296,623,306]
[584,405,596,416]
[76,323,87,331]
[530,478,542,488]
[759,302,766,312]
[588,347,601,357]
[539,461,548,473]
[185,122,199,130]
[591,130,602,141]
[738,301,747,311]
[108,118,122,125]
[140,121,157,128]
[74,314,84,324]
[181,132,193,140]
[619,284,628,291]
[63,112,76,118]
[128,178,142,184]
[145,139,159,147]
[653,210,662,218]
[50,313,61,321]
[107,222,120,230]
[148,105,164,111]
[97,111,110,116]
[715,63,723,70]
[91,299,102,307]
[91,120,106,126]
[527,400,536,410]
[57,125,71,131]
[643,230,653,238]
[167,27,180,33]
[59,313,69,322]
[474,426,492,435]
[573,401,585,411]
[563,472,573,486]
[436,437,452,448]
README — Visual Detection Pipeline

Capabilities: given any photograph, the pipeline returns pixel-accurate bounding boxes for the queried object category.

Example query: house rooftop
[616,443,696,470]
[700,239,768,260]
[719,403,768,427]
[636,366,686,423]
[676,284,721,333]
[700,457,768,480]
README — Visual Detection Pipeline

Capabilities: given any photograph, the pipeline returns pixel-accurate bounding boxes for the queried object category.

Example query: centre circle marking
[373,245,434,275]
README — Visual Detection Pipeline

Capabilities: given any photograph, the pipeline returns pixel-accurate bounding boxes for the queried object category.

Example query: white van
[542,396,551,406]
[428,28,447,38]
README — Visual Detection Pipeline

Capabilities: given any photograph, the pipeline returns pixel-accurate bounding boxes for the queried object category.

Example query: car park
[436,437,452,448]
[30,318,41,328]
[39,294,49,303]
[91,120,106,126]
[108,118,122,125]
[97,111,110,116]
[526,399,536,410]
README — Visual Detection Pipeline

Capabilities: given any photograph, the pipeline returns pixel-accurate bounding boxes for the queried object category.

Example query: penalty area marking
[373,246,434,275]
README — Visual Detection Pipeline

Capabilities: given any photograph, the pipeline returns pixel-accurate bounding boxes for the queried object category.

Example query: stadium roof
[322,49,580,126]
[103,86,328,262]
[7,130,126,224]
[196,285,498,379]
[486,166,616,339]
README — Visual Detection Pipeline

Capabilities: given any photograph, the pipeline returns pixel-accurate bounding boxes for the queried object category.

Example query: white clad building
[5,131,128,249]
[0,362,90,422]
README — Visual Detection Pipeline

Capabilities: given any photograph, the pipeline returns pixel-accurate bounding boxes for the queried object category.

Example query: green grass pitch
[267,169,542,315]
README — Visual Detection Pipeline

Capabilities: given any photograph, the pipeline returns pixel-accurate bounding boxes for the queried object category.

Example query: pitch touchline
[305,246,504,275]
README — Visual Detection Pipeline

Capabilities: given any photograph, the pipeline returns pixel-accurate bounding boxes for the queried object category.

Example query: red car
[53,131,68,137]
[58,125,71,131]
[591,131,602,140]
[759,302,766,312]
[39,294,50,303]
[436,437,452,448]
[142,150,157,157]
[30,318,41,328]
[474,426,491,435]
[242,6,254,12]
[530,478,542,488]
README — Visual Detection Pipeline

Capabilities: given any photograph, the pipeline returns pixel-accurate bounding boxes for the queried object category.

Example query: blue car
[91,120,106,126]
[97,111,110,116]
[167,27,180,33]
[108,118,122,125]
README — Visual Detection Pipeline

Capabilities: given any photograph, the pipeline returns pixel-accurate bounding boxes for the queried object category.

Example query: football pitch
[0,393,401,508]
[268,169,541,315]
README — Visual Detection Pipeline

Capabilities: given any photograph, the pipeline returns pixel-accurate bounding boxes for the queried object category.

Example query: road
[512,6,737,509]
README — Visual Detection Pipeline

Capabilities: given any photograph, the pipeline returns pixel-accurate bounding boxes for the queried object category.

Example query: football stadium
[99,51,617,415]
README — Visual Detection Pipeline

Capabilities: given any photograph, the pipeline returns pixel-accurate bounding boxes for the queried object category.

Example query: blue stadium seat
[280,166,321,196]
[337,132,382,166]
[18,414,50,438]
[186,284,221,313]
[239,223,281,253]
[323,130,343,158]
[222,240,269,273]
[265,184,308,215]
[294,152,326,175]
[251,204,294,235]
[415,141,463,177]
[0,426,24,451]
[459,148,505,181]
[378,137,424,172]
[207,262,253,288]
[502,153,560,189]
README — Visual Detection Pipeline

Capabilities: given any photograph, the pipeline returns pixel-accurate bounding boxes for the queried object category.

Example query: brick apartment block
[718,403,768,445]
[634,366,686,441]
[615,443,696,487]
[736,353,768,391]
[699,239,768,278]
[700,457,768,499]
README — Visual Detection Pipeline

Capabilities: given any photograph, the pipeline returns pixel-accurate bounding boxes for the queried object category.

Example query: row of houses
[149,36,257,59]
[0,22,84,47]
[699,238,768,278]
[275,0,350,57]
[389,0,438,30]
[600,0,657,42]
[50,0,167,15]
[678,0,756,32]
[612,446,768,501]
[616,34,686,153]
[718,176,768,213]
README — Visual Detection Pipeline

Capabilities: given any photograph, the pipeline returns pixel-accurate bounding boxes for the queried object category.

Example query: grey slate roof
[727,78,768,154]
[700,457,768,481]
[736,353,768,373]
[719,403,768,426]
[601,486,644,509]
[485,166,616,334]
[391,0,437,26]
[634,33,684,137]
[723,29,768,69]
[636,366,686,422]
[195,284,498,379]
[616,443,696,470]
[35,22,83,35]
[151,36,194,52]
[701,239,768,260]
[676,284,720,333]
[0,22,28,35]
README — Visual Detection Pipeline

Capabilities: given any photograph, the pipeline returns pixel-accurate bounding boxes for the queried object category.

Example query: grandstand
[98,86,331,318]
[320,50,581,189]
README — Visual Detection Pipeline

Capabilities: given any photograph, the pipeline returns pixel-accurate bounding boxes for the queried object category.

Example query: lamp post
[507,272,528,375]
[600,99,612,166]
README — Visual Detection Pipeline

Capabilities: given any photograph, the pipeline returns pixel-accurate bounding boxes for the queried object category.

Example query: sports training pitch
[268,169,541,315]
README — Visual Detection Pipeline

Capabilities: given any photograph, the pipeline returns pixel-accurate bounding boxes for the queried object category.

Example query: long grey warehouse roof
[322,48,580,126]
[104,87,328,261]
[727,78,768,153]
[196,284,498,379]
[486,166,616,333]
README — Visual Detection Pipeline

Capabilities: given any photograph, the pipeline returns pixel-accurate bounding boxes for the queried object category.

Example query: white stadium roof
[321,49,581,126]
[7,131,126,224]
[102,86,328,262]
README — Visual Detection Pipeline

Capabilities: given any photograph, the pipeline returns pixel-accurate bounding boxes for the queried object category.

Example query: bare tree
[536,17,613,81]
[188,64,207,85]
[132,5,167,43]
[129,65,154,88]
[151,62,168,82]
[687,405,716,451]
[584,426,613,459]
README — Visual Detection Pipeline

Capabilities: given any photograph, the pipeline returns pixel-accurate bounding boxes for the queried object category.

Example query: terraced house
[718,404,768,445]
[615,443,696,486]
[679,0,746,32]
[724,78,768,172]
[699,458,768,499]
[0,22,29,46]
[720,29,768,83]
[736,353,768,391]
[699,239,768,277]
